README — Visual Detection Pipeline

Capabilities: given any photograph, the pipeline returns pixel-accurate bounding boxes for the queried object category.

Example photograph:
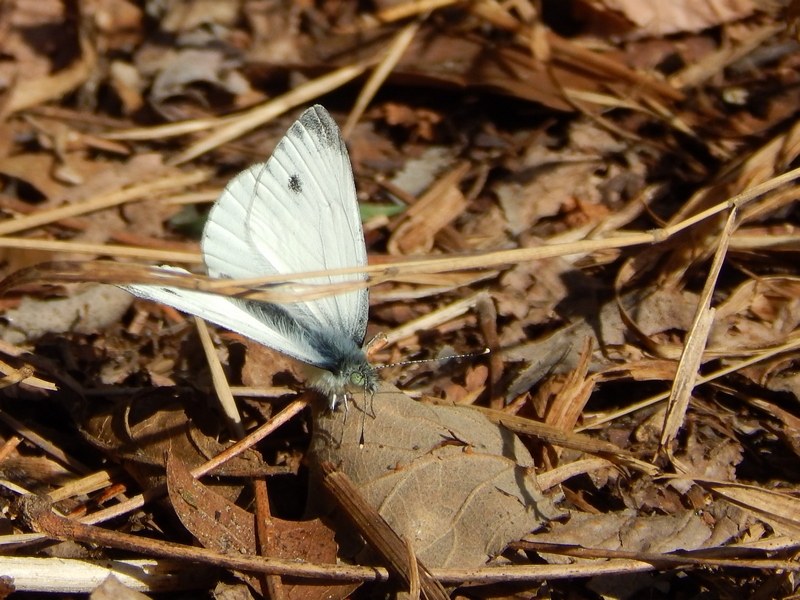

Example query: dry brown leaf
[576,0,756,38]
[711,276,800,351]
[82,398,268,502]
[311,30,636,111]
[504,292,628,402]
[387,163,470,255]
[631,289,699,337]
[148,48,251,118]
[677,434,742,483]
[496,162,604,235]
[692,479,800,538]
[166,452,358,600]
[0,284,132,345]
[0,434,71,485]
[54,153,174,208]
[0,153,66,200]
[241,340,305,390]
[89,574,150,600]
[389,146,457,198]
[158,0,240,32]
[307,383,560,568]
[535,509,714,561]
[1,1,96,118]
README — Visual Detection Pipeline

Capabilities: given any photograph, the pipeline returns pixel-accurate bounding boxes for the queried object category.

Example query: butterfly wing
[202,105,369,347]
[122,267,328,364]
[125,106,369,370]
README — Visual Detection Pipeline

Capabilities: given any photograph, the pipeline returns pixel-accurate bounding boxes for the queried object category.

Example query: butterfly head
[310,346,377,412]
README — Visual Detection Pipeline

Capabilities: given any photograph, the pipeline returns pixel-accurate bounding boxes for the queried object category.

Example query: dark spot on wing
[288,174,303,194]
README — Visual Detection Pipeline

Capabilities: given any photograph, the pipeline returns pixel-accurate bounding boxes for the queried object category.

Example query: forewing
[201,105,369,347]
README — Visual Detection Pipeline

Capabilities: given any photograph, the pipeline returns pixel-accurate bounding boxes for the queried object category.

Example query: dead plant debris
[0,1,798,598]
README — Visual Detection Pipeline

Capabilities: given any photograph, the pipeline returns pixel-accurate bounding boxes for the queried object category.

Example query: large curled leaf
[307,384,560,568]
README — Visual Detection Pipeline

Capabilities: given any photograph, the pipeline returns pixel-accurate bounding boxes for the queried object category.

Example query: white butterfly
[124,105,376,409]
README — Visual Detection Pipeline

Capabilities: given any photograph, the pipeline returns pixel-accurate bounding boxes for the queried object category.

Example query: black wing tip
[297,105,342,150]
[305,104,331,122]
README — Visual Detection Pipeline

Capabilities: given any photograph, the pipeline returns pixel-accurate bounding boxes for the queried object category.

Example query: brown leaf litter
[0,1,799,598]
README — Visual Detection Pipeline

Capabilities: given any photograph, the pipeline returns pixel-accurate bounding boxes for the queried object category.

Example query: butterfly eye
[350,372,365,386]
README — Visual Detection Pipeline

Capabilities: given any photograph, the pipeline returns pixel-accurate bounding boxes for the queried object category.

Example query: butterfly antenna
[375,347,490,370]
